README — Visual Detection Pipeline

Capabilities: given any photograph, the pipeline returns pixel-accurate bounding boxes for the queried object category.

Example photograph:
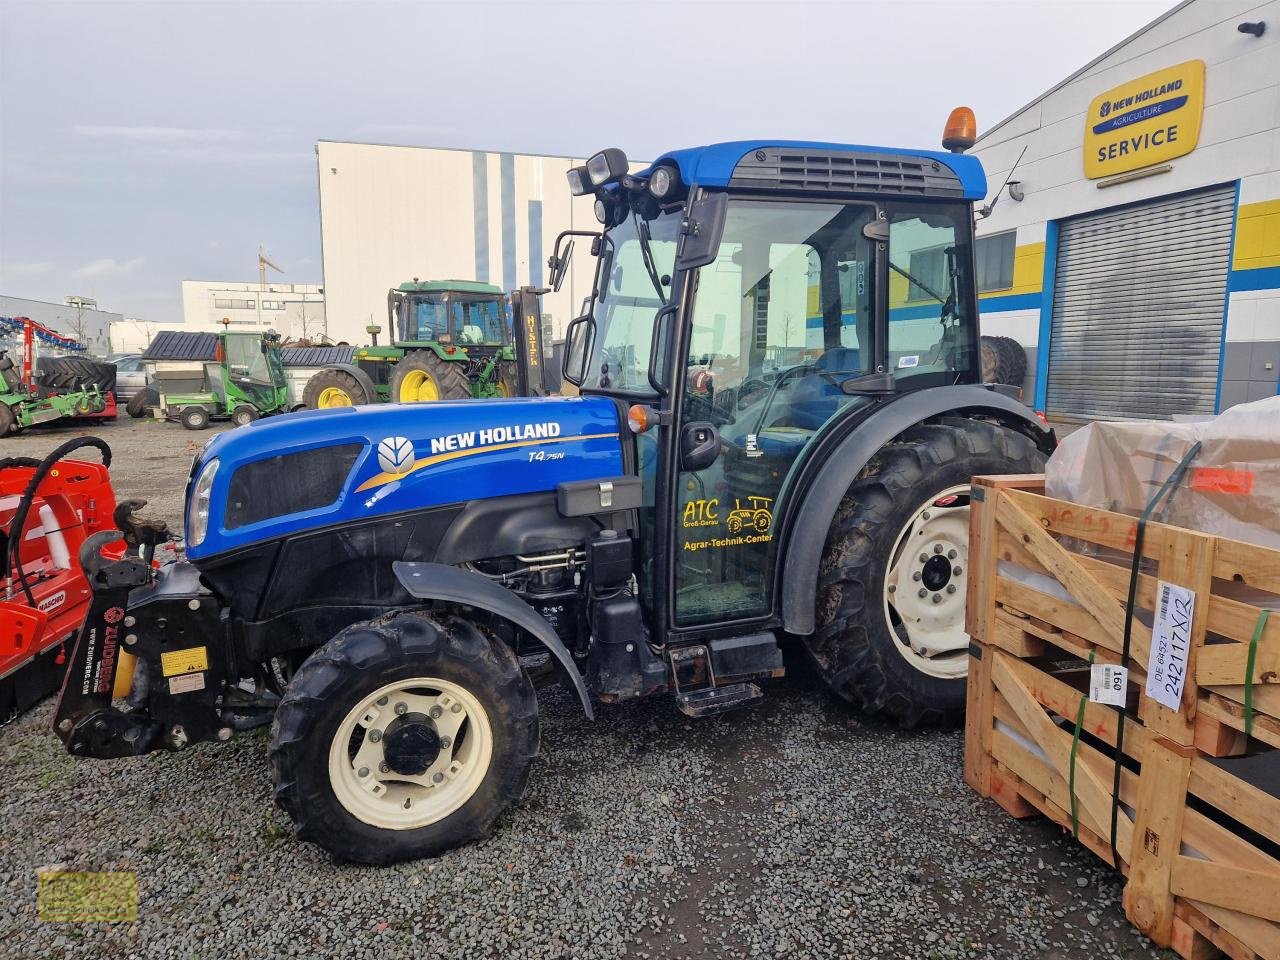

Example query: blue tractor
[54,116,1054,863]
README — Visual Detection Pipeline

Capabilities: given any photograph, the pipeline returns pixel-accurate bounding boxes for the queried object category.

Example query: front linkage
[53,502,271,758]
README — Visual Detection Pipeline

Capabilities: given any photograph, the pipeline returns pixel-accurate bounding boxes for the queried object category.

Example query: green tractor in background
[302,280,520,408]
[140,330,289,430]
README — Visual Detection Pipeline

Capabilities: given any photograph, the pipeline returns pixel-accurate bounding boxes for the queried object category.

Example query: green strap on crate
[1245,609,1268,739]
[1069,649,1096,840]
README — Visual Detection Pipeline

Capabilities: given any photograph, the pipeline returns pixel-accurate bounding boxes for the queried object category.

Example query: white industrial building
[972,0,1279,419]
[317,142,611,344]
[0,294,120,357]
[180,280,327,340]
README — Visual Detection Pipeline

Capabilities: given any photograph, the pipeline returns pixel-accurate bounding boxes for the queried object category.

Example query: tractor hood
[185,396,625,560]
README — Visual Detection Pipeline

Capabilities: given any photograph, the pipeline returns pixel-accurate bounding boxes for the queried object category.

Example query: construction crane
[258,247,284,290]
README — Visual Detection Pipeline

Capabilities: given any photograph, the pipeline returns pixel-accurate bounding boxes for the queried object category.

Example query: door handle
[680,420,721,472]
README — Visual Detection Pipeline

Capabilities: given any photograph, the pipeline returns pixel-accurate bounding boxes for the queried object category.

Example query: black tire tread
[269,610,539,864]
[389,351,472,402]
[302,368,370,408]
[808,418,1046,727]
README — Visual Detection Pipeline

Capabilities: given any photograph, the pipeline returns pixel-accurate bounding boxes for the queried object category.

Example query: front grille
[729,148,963,197]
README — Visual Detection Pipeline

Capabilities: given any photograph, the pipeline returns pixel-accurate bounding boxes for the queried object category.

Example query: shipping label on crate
[1145,580,1195,711]
[1089,664,1128,706]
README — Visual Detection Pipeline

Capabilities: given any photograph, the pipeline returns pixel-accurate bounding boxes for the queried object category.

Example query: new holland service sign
[1084,60,1205,179]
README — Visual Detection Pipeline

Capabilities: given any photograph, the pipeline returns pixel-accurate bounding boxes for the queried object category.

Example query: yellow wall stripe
[1233,199,1280,273]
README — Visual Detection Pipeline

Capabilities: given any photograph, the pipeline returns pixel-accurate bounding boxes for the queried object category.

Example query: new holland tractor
[301,280,525,408]
[53,117,1055,864]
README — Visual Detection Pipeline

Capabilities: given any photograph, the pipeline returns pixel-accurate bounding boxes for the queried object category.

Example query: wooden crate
[964,475,1280,960]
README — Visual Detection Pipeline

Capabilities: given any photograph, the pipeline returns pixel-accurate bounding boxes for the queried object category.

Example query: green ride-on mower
[302,280,527,408]
[52,122,1056,865]
[141,330,288,429]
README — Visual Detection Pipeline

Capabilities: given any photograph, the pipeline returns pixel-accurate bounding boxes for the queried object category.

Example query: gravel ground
[1,418,1167,960]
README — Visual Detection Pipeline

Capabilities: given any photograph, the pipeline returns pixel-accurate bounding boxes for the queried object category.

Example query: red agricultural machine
[0,439,138,722]
[0,316,117,435]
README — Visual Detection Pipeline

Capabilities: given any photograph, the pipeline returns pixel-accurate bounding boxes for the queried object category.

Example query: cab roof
[396,279,504,295]
[645,140,986,201]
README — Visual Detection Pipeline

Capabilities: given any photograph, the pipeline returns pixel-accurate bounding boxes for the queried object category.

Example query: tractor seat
[787,347,862,430]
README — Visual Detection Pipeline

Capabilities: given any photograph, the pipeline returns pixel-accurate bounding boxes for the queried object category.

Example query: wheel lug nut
[918,588,928,598]
[912,571,922,581]
[357,767,370,778]
[432,772,444,784]
[379,763,389,773]
[947,549,958,559]
[946,584,957,594]
[933,543,944,554]
[932,593,942,604]
[888,584,896,594]
[394,702,408,715]
[439,736,451,748]
[369,730,382,743]
[451,704,462,714]
[918,553,928,563]
[922,511,931,520]
[430,706,443,719]
[953,566,963,576]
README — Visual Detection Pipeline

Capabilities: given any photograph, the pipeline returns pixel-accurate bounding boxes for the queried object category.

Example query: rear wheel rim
[317,386,352,407]
[882,484,971,680]
[328,677,493,830]
[399,369,440,402]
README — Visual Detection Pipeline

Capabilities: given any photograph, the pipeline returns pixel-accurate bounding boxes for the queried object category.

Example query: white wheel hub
[883,484,971,680]
[328,677,493,830]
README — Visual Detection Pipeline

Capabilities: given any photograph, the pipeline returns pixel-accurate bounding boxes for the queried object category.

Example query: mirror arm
[647,303,679,396]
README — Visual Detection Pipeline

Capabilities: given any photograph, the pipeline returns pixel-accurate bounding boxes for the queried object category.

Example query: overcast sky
[0,0,1175,324]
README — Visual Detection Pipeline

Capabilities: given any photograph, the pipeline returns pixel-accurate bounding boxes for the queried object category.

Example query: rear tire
[303,369,370,408]
[0,402,13,436]
[979,335,1027,388]
[390,351,471,403]
[179,406,210,430]
[126,387,157,419]
[270,611,539,864]
[807,418,1046,726]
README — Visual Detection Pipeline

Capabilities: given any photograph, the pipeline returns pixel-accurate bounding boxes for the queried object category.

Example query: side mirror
[675,192,728,270]
[562,314,593,387]
[862,219,890,243]
[548,229,602,293]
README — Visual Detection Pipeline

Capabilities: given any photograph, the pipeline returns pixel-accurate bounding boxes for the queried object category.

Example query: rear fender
[323,363,378,403]
[778,385,1054,635]
[392,561,594,719]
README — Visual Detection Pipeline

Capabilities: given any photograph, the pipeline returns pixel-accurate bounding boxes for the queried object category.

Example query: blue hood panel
[187,397,625,560]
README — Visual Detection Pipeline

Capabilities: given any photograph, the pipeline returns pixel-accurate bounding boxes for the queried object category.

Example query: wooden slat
[1214,537,1280,597]
[1146,527,1215,743]
[1004,488,1168,561]
[1170,858,1280,924]
[1127,739,1193,944]
[1187,755,1280,848]
[1199,690,1280,750]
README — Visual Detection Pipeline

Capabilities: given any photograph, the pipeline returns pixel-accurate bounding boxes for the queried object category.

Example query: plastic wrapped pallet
[1044,395,1280,550]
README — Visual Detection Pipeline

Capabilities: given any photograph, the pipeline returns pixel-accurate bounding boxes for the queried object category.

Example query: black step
[675,682,762,718]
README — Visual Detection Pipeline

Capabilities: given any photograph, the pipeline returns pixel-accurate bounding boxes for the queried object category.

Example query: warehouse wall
[0,294,119,357]
[971,0,1280,411]
[317,142,605,344]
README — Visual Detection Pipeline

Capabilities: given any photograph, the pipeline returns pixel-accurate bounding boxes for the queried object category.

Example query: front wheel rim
[328,677,493,830]
[883,484,971,680]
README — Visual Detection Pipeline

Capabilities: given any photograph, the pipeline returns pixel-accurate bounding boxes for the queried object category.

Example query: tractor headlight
[647,165,677,199]
[594,198,608,223]
[187,457,219,547]
[566,165,591,197]
[586,148,628,186]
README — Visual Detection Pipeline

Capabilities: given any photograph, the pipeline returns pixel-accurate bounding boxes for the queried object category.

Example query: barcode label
[1146,580,1194,712]
[1089,663,1128,706]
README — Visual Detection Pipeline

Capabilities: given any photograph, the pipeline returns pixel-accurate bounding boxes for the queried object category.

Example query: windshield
[398,293,449,342]
[581,209,681,394]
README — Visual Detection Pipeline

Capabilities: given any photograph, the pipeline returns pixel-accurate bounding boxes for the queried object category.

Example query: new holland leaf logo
[377,436,416,475]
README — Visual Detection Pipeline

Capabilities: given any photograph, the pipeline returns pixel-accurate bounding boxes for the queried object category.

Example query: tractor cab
[553,135,991,634]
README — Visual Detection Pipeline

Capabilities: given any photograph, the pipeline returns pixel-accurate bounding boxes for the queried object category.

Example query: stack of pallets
[963,474,1280,960]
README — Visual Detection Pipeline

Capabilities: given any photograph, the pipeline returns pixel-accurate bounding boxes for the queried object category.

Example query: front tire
[230,405,258,427]
[270,611,539,864]
[126,387,156,419]
[807,418,1046,726]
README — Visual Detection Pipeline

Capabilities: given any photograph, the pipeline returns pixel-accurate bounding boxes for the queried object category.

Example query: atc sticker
[897,355,920,369]
[377,436,416,475]
[160,645,209,677]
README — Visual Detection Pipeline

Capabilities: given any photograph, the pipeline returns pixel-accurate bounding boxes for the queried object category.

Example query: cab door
[665,199,880,629]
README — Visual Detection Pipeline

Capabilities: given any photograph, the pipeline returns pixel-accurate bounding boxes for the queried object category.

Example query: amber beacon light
[942,107,977,153]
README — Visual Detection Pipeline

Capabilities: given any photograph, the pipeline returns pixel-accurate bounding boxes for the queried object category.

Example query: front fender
[778,385,1054,635]
[392,561,594,719]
